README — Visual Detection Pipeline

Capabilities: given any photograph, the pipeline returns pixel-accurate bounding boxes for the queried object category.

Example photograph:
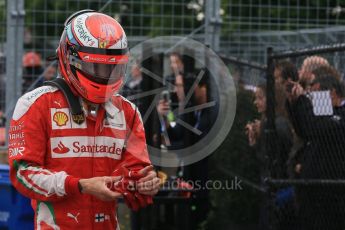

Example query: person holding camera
[157,52,214,229]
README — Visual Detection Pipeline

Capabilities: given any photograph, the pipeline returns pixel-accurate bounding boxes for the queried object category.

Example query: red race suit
[8,86,151,230]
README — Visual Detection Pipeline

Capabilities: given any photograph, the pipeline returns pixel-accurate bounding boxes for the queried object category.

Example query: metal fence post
[204,0,222,52]
[265,47,276,230]
[266,47,276,172]
[5,0,25,144]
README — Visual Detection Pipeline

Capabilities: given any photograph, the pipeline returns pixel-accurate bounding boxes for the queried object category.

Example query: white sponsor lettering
[72,141,122,155]
[75,17,93,43]
[13,86,58,121]
[25,86,57,101]
[9,140,25,147]
[83,55,107,63]
[73,14,98,47]
[9,122,24,132]
[51,136,124,159]
[9,132,24,140]
[9,147,25,157]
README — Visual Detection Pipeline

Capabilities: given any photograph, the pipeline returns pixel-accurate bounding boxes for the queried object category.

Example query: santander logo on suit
[51,136,124,159]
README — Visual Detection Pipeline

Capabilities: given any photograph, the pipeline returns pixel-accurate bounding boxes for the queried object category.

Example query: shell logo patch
[53,111,69,126]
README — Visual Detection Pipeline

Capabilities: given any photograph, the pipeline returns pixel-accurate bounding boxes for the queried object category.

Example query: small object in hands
[161,90,170,103]
[161,90,176,125]
[111,165,154,211]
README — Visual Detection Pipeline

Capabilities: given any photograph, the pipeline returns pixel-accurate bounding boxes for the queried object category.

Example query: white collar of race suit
[104,100,120,118]
[80,98,121,119]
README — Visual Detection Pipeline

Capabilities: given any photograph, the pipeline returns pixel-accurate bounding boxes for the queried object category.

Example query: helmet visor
[69,55,126,85]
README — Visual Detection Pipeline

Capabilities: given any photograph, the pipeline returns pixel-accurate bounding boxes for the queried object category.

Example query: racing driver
[8,10,160,229]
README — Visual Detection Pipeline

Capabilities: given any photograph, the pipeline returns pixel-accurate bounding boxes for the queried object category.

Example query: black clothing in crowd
[286,94,345,230]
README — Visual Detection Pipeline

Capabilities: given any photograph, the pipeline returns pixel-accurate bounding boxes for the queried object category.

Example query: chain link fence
[264,44,345,230]
[220,0,345,62]
[1,0,345,144]
[206,57,266,229]
[2,0,345,229]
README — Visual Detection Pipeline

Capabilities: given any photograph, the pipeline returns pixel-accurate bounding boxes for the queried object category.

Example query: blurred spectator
[246,83,293,230]
[274,60,299,86]
[311,67,345,107]
[121,60,144,111]
[287,64,345,141]
[169,52,184,77]
[246,83,292,178]
[156,54,187,230]
[23,51,42,68]
[35,61,58,88]
[311,65,341,81]
[278,61,345,229]
[42,62,57,81]
[157,53,214,149]
[298,56,329,89]
[24,28,34,49]
[24,27,48,53]
[274,60,301,104]
[157,70,212,230]
[181,71,213,230]
[0,110,5,127]
[272,61,305,178]
[287,66,345,230]
[22,51,44,93]
[157,52,215,230]
[126,61,143,90]
[283,61,345,174]
[157,52,186,150]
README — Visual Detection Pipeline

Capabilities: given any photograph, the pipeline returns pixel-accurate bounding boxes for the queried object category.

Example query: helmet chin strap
[81,98,107,133]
